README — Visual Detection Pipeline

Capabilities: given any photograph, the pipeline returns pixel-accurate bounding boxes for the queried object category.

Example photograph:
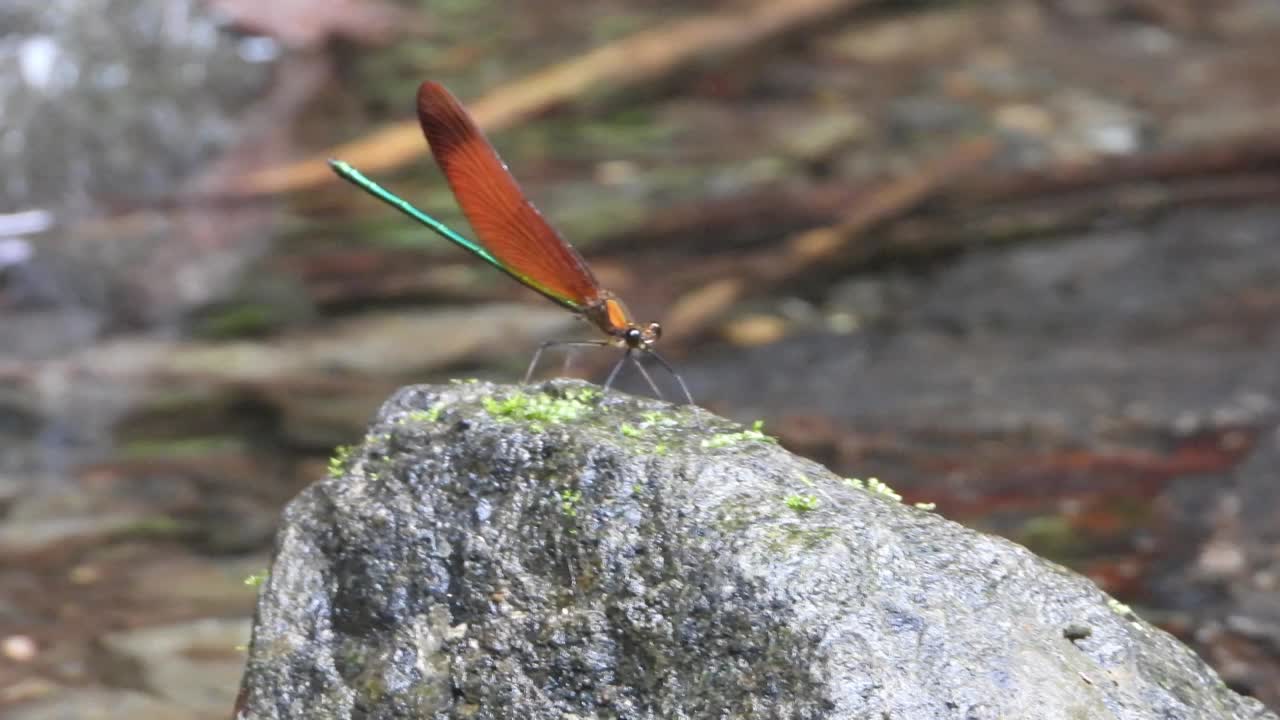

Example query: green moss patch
[702,420,777,449]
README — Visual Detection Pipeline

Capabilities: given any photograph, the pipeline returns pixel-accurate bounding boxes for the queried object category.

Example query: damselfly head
[622,322,662,350]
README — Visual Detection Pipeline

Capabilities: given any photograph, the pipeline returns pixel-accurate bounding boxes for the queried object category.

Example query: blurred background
[3,0,1279,716]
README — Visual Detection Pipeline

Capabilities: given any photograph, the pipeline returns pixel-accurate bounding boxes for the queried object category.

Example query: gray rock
[237,380,1275,719]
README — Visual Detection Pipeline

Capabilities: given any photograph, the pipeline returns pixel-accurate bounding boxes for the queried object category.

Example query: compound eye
[625,328,643,345]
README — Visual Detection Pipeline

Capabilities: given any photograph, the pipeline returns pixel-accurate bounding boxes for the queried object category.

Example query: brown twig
[887,173,1280,258]
[238,0,880,196]
[860,132,1280,263]
[586,132,1280,274]
[273,132,1280,324]
[663,137,997,343]
[646,132,1280,348]
[948,132,1280,206]
[588,183,859,258]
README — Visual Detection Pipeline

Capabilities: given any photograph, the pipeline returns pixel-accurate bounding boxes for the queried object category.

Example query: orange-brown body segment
[582,292,662,349]
[582,292,635,342]
[603,298,632,333]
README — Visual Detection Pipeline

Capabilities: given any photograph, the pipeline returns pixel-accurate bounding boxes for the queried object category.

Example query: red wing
[416,81,602,308]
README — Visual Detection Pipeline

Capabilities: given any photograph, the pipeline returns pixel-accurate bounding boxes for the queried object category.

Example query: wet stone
[98,617,250,717]
[887,94,986,140]
[125,553,269,616]
[8,687,202,720]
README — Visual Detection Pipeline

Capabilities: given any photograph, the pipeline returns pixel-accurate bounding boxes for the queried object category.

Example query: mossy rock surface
[238,380,1275,720]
